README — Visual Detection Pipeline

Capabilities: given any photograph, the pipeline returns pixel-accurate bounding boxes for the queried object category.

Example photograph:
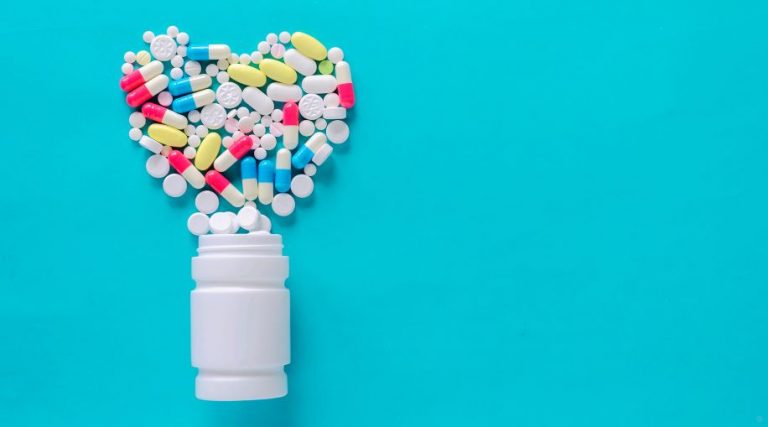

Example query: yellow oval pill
[227,64,266,87]
[195,132,221,170]
[147,124,186,147]
[259,59,297,84]
[291,32,327,61]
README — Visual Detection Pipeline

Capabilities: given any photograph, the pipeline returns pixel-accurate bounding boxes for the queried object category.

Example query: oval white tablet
[187,212,210,236]
[326,120,349,144]
[209,212,233,234]
[266,83,302,102]
[195,190,219,214]
[283,49,317,76]
[272,193,295,216]
[323,107,346,120]
[139,136,163,154]
[163,173,187,197]
[242,87,274,115]
[312,143,333,166]
[302,75,337,94]
[291,174,314,198]
[237,205,261,231]
[146,154,170,178]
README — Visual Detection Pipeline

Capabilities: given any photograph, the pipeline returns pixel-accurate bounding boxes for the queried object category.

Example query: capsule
[259,59,297,85]
[187,44,231,61]
[168,75,212,96]
[147,123,187,147]
[258,159,275,204]
[141,102,188,129]
[336,61,355,108]
[275,149,292,193]
[172,89,215,113]
[126,75,169,108]
[282,101,299,150]
[292,133,327,169]
[168,150,205,189]
[205,170,245,207]
[213,135,252,172]
[120,60,163,92]
[227,64,266,87]
[241,157,258,201]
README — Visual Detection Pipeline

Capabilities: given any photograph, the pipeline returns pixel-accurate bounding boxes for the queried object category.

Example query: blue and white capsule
[292,133,327,169]
[241,157,258,201]
[275,149,292,193]
[258,159,275,205]
[187,44,231,61]
[171,89,215,113]
[168,75,212,96]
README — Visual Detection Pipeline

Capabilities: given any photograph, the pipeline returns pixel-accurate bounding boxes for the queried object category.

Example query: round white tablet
[129,112,146,128]
[209,212,233,234]
[260,134,277,150]
[258,41,270,54]
[258,214,272,233]
[279,31,291,43]
[166,25,179,37]
[171,55,184,67]
[299,94,324,120]
[183,146,196,159]
[216,82,242,109]
[227,211,240,233]
[195,125,209,138]
[187,212,210,236]
[187,135,201,148]
[290,174,314,198]
[304,163,317,177]
[238,116,255,133]
[205,63,218,77]
[200,103,227,130]
[177,45,187,57]
[252,123,266,137]
[237,205,261,231]
[142,31,154,43]
[146,154,170,178]
[323,93,340,107]
[299,120,315,137]
[170,67,183,80]
[272,193,295,217]
[163,173,187,197]
[195,190,219,214]
[327,47,344,64]
[150,35,176,61]
[326,120,349,144]
[216,71,229,84]
[254,147,267,160]
[121,63,133,75]
[266,33,278,44]
[128,127,142,141]
[184,60,201,76]
[158,91,173,107]
[188,110,201,123]
[176,32,189,45]
[314,118,327,130]
[269,122,283,137]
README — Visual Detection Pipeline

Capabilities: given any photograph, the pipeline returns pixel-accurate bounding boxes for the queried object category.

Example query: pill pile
[121,26,354,236]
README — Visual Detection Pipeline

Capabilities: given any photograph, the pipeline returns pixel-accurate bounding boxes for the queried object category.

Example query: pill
[291,32,327,60]
[195,133,221,170]
[327,47,344,64]
[257,159,275,204]
[269,122,283,137]
[216,71,229,84]
[326,120,350,144]
[292,133,327,169]
[318,60,333,75]
[302,75,337,94]
[188,110,201,123]
[252,123,266,137]
[237,53,250,65]
[299,120,315,136]
[146,154,170,178]
[129,111,146,128]
[205,170,245,207]
[184,60,201,76]
[272,44,286,59]
[172,89,215,113]
[177,32,189,45]
[242,87,274,115]
[147,123,187,147]
[312,142,333,166]
[121,63,134,75]
[195,190,219,214]
[209,212,234,234]
[166,26,179,36]
[187,212,210,236]
[324,93,340,107]
[258,214,272,233]
[200,103,227,129]
[322,106,346,120]
[275,149,291,193]
[126,74,169,108]
[282,101,299,150]
[258,59,297,84]
[136,50,151,65]
[188,135,201,148]
[171,55,183,68]
[170,67,183,79]
[158,91,173,106]
[227,64,266,87]
[258,41,270,54]
[168,74,212,96]
[216,82,242,108]
[150,35,177,61]
[129,127,142,141]
[254,147,267,160]
[138,135,163,154]
[142,102,188,129]
[119,60,163,92]
[237,205,261,231]
[142,31,154,43]
[314,118,327,130]
[177,45,187,57]
[290,174,314,198]
[260,133,277,151]
[195,125,209,138]
[241,157,258,201]
[187,44,231,61]
[168,150,205,189]
[304,163,317,177]
[161,146,172,157]
[124,51,136,63]
[283,48,317,76]
[298,94,324,120]
[163,173,187,197]
[266,83,302,102]
[184,146,196,159]
[250,51,263,63]
[336,61,355,108]
[214,135,252,172]
[272,193,295,216]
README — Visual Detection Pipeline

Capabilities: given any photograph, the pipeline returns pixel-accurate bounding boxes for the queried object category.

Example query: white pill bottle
[191,232,290,401]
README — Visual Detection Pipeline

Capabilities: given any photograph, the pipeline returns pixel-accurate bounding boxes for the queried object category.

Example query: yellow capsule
[291,32,327,61]
[259,59,297,84]
[195,132,222,170]
[227,64,266,87]
[147,124,186,147]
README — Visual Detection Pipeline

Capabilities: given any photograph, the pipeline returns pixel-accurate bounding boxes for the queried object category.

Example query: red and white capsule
[336,61,355,109]
[283,101,299,149]
[168,150,205,189]
[120,60,163,92]
[141,102,188,129]
[126,75,169,108]
[213,135,252,172]
[205,170,245,207]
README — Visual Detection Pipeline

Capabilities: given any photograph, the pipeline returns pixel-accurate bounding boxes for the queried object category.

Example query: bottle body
[191,232,290,401]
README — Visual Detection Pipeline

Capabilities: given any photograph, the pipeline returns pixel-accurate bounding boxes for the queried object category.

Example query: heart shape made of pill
[121,27,355,233]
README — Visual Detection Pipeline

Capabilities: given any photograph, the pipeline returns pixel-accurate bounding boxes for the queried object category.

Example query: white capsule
[283,48,317,76]
[242,87,274,115]
[312,143,333,166]
[302,75,338,94]
[266,83,302,103]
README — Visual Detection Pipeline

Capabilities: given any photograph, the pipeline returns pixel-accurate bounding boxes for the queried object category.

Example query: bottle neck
[197,232,284,257]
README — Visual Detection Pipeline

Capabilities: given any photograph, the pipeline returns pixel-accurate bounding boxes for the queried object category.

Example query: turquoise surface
[1,1,767,426]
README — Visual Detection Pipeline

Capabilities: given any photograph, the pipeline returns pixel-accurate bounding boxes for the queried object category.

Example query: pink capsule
[213,136,252,172]
[120,61,163,92]
[126,75,169,108]
[141,102,188,129]
[205,170,245,207]
[168,150,205,189]
[282,101,299,149]
[336,61,355,109]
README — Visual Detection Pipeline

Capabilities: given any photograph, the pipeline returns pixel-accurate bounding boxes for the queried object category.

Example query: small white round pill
[124,51,136,63]
[327,47,344,64]
[171,55,184,68]
[299,94,324,120]
[216,58,229,70]
[229,53,239,64]
[224,119,238,134]
[238,116,255,133]
[304,163,317,177]
[184,124,195,136]
[249,111,261,122]
[326,120,350,144]
[205,64,218,77]
[279,31,291,43]
[121,63,133,74]
[129,112,146,128]
[261,116,272,127]
[136,50,151,65]
[150,35,177,61]
[254,147,267,160]
[187,212,210,236]
[183,146,196,159]
[269,122,283,137]
[314,118,327,130]
[216,82,242,109]
[291,174,314,198]
[270,109,283,122]
[170,67,183,80]
[177,45,187,57]
[237,205,261,231]
[250,51,263,64]
[209,212,233,234]
[200,103,227,130]
[142,31,154,43]
[187,135,201,148]
[299,120,315,137]
[216,71,229,84]
[270,43,285,59]
[236,107,250,119]
[188,110,201,123]
[160,145,172,157]
[252,123,266,137]
[267,33,278,45]
[195,191,219,214]
[184,60,201,76]
[260,133,277,150]
[195,125,209,138]
[176,32,189,45]
[272,193,295,216]
[258,214,272,233]
[158,91,173,107]
[258,41,270,54]
[250,135,260,148]
[163,173,187,197]
[239,53,251,65]
[166,25,179,37]
[323,93,340,107]
[222,136,234,148]
[128,127,142,141]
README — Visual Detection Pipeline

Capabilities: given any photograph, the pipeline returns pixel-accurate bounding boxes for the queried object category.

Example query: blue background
[1,0,767,426]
